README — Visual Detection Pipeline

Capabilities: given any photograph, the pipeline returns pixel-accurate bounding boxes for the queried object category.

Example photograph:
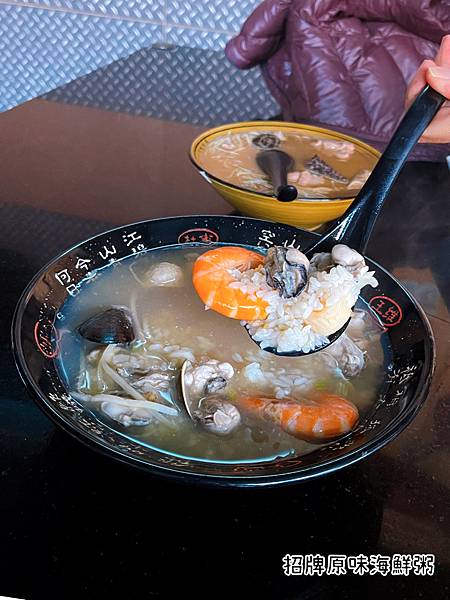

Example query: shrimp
[192,246,268,320]
[240,392,359,442]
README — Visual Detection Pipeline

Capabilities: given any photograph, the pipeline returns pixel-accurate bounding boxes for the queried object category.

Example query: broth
[57,244,390,462]
[198,130,378,199]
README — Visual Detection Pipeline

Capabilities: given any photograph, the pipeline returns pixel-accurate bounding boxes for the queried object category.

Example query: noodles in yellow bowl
[190,121,380,230]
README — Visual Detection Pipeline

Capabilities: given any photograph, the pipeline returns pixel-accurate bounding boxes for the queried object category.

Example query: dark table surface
[0,45,449,600]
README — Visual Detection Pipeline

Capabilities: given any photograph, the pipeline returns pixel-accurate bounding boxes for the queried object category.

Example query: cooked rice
[232,257,377,353]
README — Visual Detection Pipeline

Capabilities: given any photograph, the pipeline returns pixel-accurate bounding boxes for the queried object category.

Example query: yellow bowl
[190,121,380,230]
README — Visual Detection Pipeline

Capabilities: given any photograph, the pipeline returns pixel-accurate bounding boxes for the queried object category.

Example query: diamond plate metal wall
[167,0,261,32]
[166,27,231,51]
[44,45,280,126]
[16,0,165,21]
[0,4,163,111]
[0,1,260,111]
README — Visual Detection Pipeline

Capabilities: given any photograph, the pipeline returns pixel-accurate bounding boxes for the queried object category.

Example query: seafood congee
[58,243,389,462]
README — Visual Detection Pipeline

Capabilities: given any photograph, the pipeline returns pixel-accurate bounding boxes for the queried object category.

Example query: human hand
[405,35,450,143]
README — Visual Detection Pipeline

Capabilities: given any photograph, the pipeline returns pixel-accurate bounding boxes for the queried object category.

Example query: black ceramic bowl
[12,216,434,487]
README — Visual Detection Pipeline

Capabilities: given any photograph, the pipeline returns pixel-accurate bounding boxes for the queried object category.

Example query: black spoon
[256,149,298,202]
[249,85,446,357]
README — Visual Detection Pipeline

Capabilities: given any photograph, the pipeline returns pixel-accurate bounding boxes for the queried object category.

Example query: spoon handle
[256,149,298,202]
[305,85,446,256]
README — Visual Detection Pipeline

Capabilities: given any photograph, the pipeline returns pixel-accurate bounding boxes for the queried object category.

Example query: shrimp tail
[241,392,359,442]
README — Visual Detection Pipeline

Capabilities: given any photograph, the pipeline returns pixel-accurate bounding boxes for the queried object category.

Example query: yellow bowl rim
[189,120,381,204]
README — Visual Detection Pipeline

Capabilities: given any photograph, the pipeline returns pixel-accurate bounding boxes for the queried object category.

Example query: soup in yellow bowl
[190,122,380,230]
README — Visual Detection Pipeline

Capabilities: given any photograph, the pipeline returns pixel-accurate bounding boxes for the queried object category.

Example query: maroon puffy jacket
[226,0,450,161]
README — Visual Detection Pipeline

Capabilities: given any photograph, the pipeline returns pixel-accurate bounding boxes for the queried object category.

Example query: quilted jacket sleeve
[226,0,449,70]
[225,0,293,68]
[346,0,450,44]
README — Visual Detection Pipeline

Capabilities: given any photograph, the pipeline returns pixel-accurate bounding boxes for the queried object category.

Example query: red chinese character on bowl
[369,296,403,327]
[34,319,60,358]
[178,228,220,244]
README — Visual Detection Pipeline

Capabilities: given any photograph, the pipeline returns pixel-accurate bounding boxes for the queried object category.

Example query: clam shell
[179,360,196,419]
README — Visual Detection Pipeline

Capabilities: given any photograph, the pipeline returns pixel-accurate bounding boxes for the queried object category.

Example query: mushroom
[264,246,310,298]
[78,308,135,345]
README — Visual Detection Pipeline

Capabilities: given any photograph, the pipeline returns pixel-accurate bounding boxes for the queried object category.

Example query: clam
[78,308,135,344]
[179,360,241,435]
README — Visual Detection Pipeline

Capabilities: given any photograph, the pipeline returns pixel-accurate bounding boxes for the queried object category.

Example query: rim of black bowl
[11,215,435,487]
